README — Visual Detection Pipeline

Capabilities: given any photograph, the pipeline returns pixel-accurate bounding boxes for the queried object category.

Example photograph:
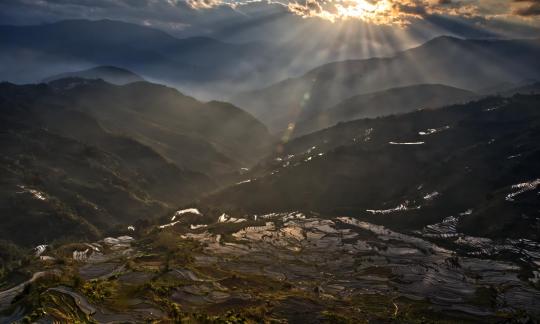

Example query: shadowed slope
[47,78,273,178]
[204,94,540,240]
[0,82,212,246]
[0,79,272,246]
[294,84,476,136]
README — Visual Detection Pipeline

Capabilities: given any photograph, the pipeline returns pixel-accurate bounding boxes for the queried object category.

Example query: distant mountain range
[232,36,540,133]
[0,79,272,246]
[3,20,539,127]
[43,66,144,85]
[0,19,296,98]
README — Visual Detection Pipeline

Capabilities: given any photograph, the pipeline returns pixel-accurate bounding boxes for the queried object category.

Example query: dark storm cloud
[516,4,540,16]
[513,0,540,16]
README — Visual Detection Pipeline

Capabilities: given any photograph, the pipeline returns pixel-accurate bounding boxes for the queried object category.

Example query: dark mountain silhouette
[232,36,540,132]
[294,84,476,136]
[0,79,272,246]
[45,78,273,177]
[0,82,207,246]
[43,66,144,85]
[203,94,540,241]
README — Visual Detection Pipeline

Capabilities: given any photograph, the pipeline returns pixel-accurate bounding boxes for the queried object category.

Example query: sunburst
[335,0,394,23]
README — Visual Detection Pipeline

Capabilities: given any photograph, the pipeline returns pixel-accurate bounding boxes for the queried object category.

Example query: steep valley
[1,88,540,322]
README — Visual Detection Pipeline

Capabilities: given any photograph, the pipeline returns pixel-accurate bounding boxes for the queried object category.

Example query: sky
[1,0,539,96]
[1,0,539,44]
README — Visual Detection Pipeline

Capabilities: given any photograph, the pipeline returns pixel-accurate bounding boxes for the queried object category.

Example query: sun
[288,0,397,24]
[335,0,394,22]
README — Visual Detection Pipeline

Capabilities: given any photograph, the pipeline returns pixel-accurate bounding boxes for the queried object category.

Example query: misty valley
[1,10,540,324]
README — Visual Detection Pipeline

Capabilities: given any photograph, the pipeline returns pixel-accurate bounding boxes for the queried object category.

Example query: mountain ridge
[43,66,144,85]
[293,84,477,136]
[231,36,540,132]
